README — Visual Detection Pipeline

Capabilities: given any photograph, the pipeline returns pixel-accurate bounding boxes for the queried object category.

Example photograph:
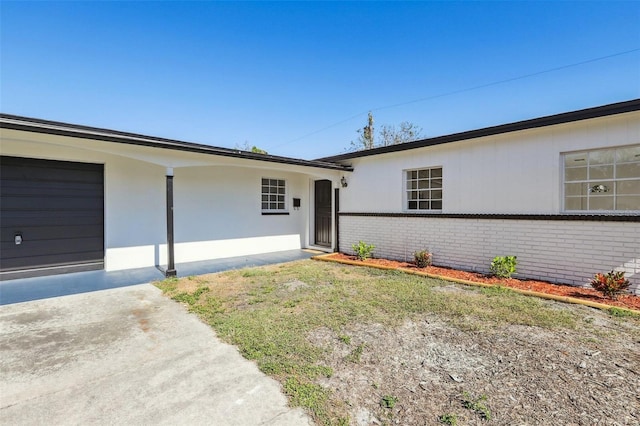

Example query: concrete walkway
[0,249,319,305]
[0,283,311,425]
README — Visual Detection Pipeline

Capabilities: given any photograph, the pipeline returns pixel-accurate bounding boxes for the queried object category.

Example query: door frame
[313,179,332,247]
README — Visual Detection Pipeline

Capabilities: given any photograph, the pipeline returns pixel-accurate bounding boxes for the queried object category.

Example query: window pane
[408,201,417,209]
[589,165,614,180]
[432,190,442,199]
[278,195,284,202]
[262,203,268,209]
[278,187,285,194]
[407,181,416,189]
[418,179,429,189]
[419,201,429,209]
[270,195,276,201]
[616,196,640,210]
[589,196,614,210]
[418,169,429,179]
[564,182,587,196]
[262,186,269,194]
[616,179,640,195]
[278,203,285,209]
[262,195,268,201]
[410,170,417,179]
[278,180,285,186]
[565,167,587,181]
[418,190,429,199]
[564,152,587,167]
[565,197,586,210]
[431,168,442,178]
[431,178,442,189]
[431,200,442,210]
[616,146,640,163]
[617,162,640,179]
[262,178,269,185]
[408,191,417,200]
[270,187,277,193]
[589,149,614,165]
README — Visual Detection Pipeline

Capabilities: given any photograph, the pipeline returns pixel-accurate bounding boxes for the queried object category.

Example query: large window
[563,145,640,211]
[405,167,442,211]
[261,178,286,211]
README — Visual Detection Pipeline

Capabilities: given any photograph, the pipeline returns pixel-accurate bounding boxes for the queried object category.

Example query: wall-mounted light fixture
[340,176,348,188]
[293,198,301,210]
[589,184,610,193]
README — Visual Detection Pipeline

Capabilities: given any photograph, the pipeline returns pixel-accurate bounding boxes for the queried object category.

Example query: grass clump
[381,394,398,409]
[608,307,638,318]
[345,343,365,363]
[462,391,491,420]
[438,413,458,425]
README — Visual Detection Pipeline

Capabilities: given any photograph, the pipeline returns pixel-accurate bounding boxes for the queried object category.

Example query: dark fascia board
[0,114,353,172]
[316,98,640,163]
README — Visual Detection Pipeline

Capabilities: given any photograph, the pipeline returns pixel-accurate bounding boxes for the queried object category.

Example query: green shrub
[438,413,458,425]
[414,249,432,268]
[352,241,375,261]
[591,270,631,300]
[381,395,398,409]
[490,255,517,278]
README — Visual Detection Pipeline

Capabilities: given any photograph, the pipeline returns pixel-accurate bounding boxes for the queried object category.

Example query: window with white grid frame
[405,167,443,211]
[563,145,640,211]
[261,178,286,211]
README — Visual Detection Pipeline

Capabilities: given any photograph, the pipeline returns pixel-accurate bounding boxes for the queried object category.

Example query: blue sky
[2,1,639,159]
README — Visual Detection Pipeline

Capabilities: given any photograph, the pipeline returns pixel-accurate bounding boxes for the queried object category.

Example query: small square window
[405,167,443,211]
[261,178,287,212]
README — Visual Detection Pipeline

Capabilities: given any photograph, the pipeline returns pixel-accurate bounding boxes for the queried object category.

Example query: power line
[276,47,640,148]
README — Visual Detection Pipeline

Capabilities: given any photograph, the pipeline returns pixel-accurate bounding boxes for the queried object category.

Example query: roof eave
[316,98,640,163]
[0,114,352,172]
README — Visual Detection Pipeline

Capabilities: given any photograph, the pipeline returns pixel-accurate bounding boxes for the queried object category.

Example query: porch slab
[0,249,322,306]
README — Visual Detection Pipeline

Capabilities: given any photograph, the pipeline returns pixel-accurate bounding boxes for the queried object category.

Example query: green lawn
[154,259,636,425]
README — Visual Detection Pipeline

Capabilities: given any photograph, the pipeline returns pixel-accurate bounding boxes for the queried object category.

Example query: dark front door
[0,156,105,279]
[314,180,332,247]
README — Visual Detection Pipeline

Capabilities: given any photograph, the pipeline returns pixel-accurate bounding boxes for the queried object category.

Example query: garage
[0,156,104,280]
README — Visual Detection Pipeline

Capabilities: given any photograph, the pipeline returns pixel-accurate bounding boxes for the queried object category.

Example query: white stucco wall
[1,128,340,273]
[170,166,311,263]
[339,111,640,214]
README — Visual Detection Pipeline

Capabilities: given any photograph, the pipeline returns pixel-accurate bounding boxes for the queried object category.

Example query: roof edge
[316,98,640,162]
[0,114,352,172]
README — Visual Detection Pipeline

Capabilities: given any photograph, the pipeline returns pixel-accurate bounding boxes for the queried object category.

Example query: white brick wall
[340,216,640,294]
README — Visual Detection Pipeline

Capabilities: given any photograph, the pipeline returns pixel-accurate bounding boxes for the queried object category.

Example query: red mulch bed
[327,253,640,311]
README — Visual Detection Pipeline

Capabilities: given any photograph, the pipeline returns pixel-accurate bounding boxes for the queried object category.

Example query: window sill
[262,211,290,216]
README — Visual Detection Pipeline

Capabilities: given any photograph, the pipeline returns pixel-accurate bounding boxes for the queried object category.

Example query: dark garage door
[0,156,104,280]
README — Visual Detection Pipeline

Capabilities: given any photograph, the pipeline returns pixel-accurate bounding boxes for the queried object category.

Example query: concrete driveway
[0,283,310,425]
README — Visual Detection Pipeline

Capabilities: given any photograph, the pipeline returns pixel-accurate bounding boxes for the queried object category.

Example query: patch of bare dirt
[327,253,640,311]
[309,314,640,425]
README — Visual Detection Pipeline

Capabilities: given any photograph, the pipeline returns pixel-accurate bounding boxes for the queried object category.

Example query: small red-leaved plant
[590,270,631,300]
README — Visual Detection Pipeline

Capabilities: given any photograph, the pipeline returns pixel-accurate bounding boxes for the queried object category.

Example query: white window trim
[261,177,288,213]
[561,144,640,214]
[402,166,443,212]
